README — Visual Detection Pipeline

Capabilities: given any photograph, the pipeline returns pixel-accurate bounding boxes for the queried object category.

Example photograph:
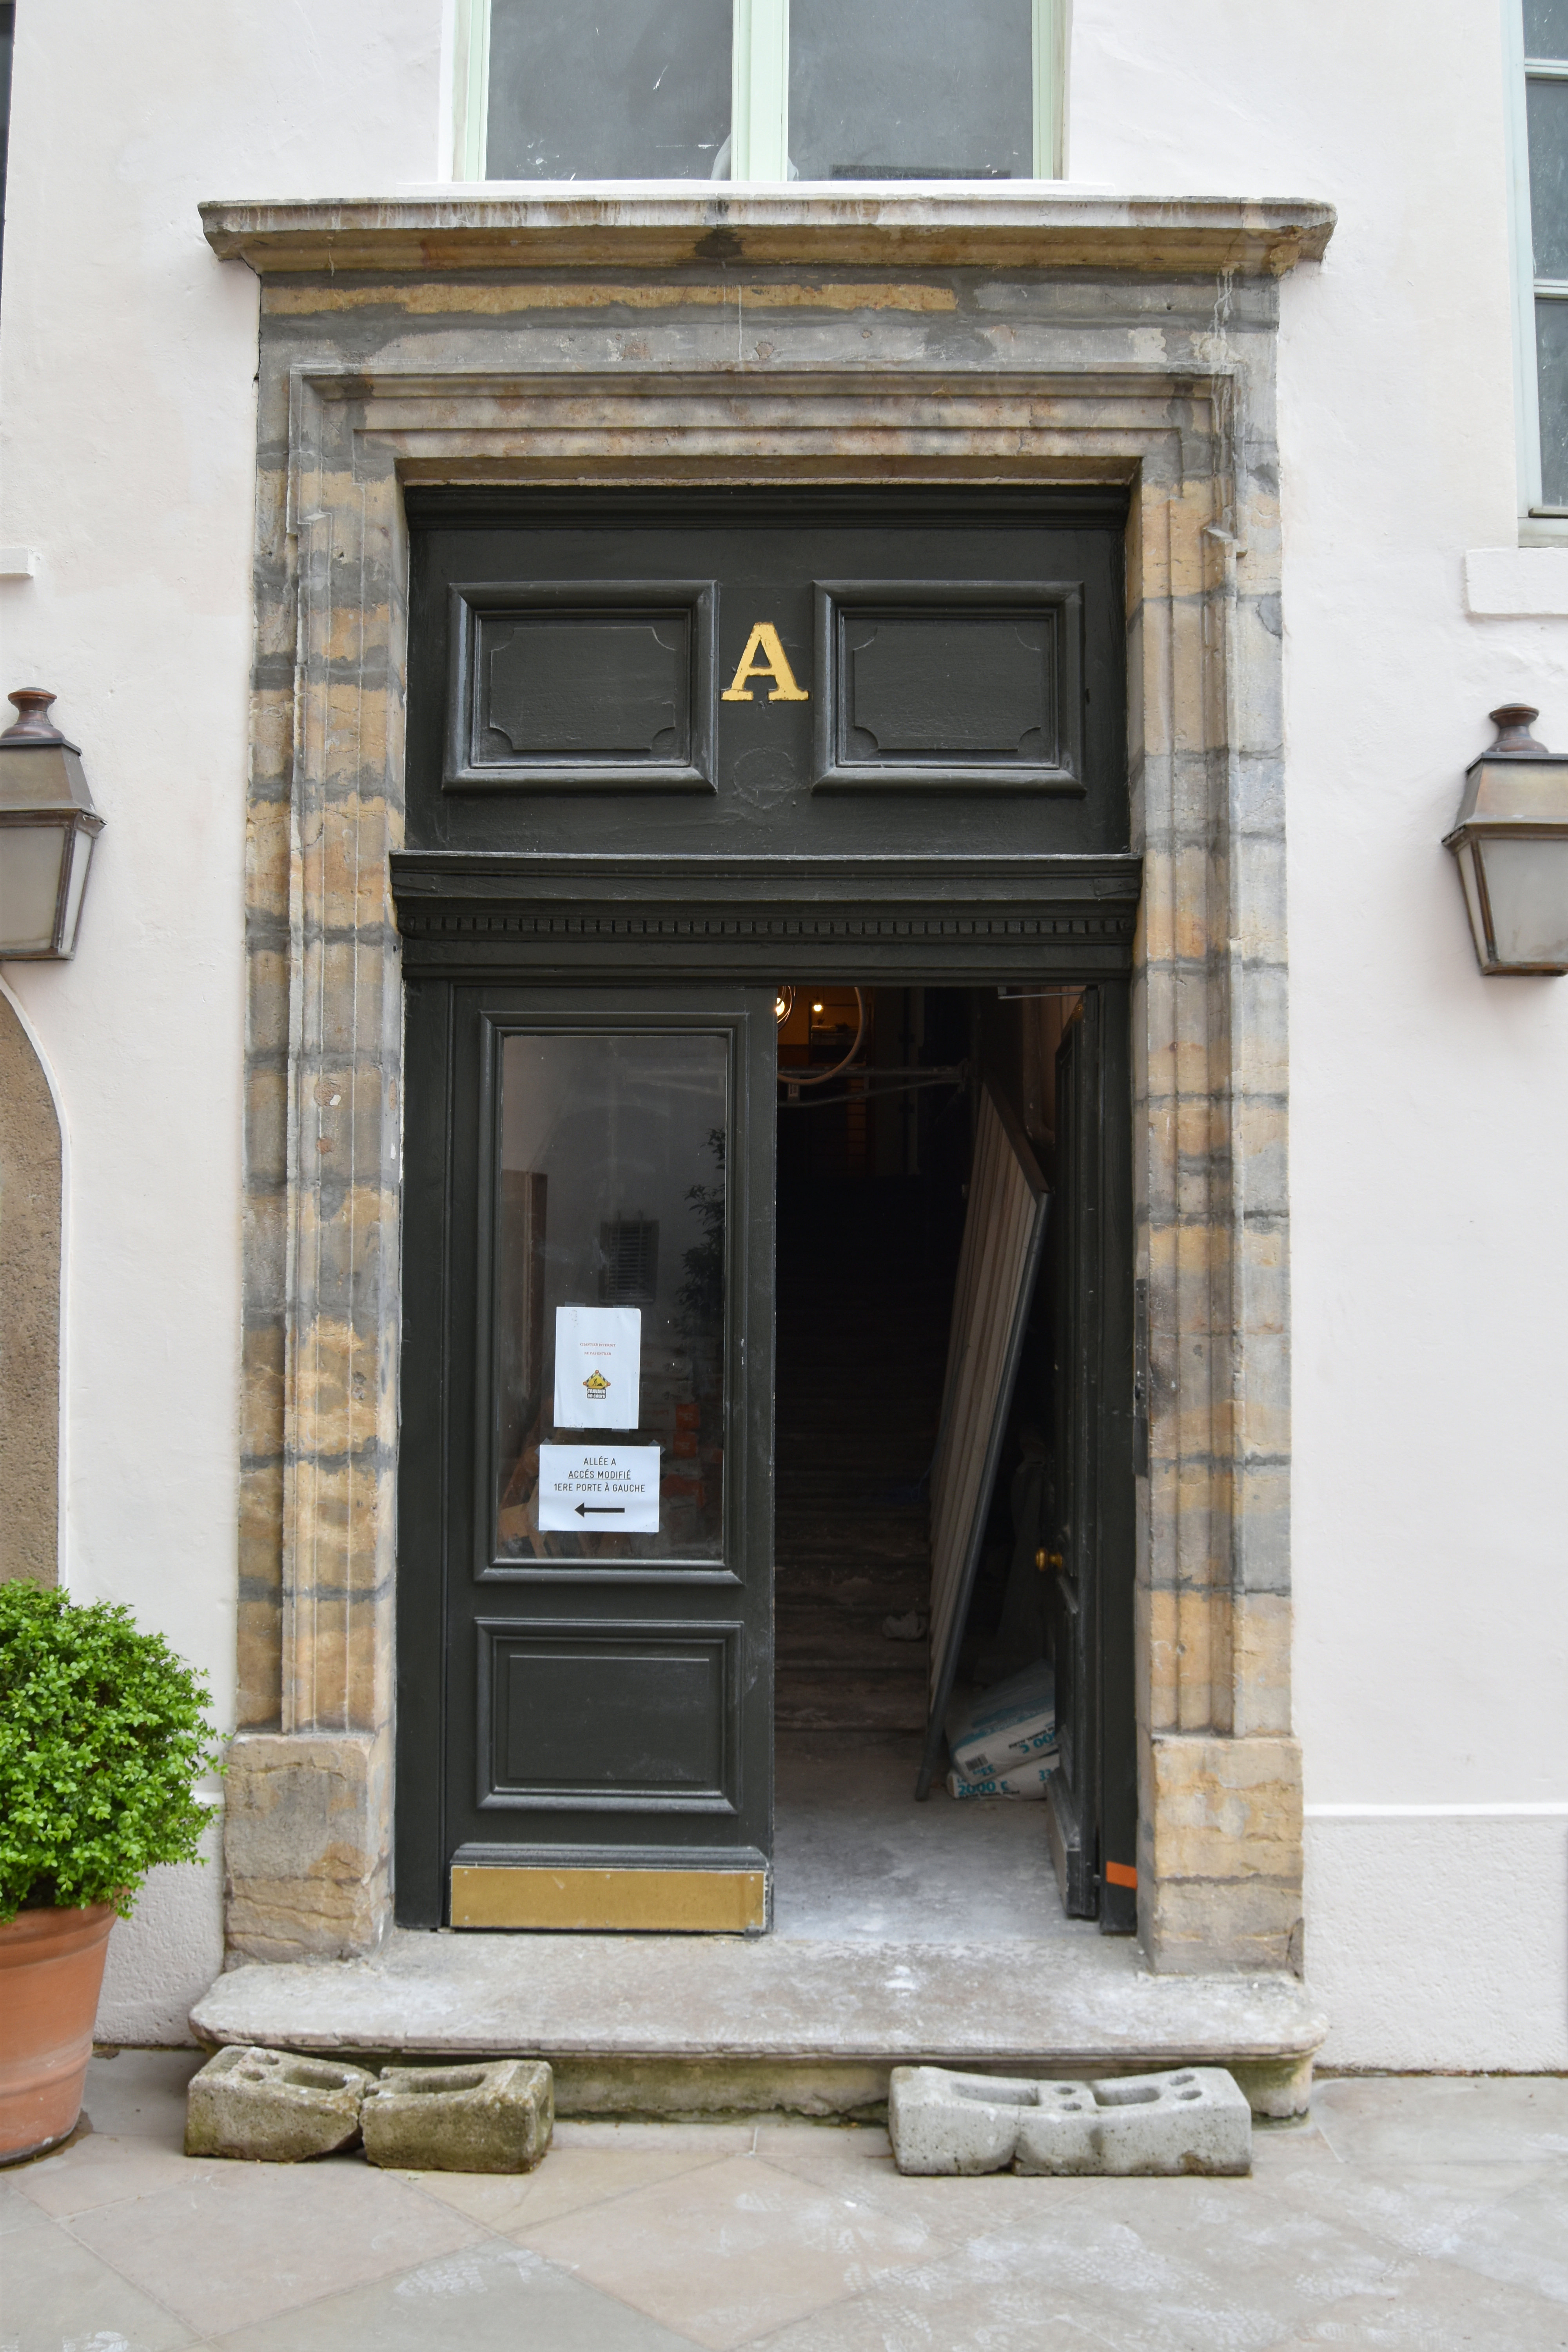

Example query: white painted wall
[3,0,1563,2060]
[0,3,444,2027]
[1075,0,1568,2063]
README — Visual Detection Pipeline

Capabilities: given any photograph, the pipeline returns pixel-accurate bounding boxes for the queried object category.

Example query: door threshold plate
[451,1864,767,1933]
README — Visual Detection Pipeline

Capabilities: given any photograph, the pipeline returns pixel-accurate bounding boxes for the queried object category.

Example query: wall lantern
[1445,704,1568,975]
[0,690,104,960]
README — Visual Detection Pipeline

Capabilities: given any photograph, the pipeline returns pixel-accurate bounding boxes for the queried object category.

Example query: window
[599,1218,660,1305]
[1516,0,1568,513]
[0,4,13,298]
[454,0,1063,183]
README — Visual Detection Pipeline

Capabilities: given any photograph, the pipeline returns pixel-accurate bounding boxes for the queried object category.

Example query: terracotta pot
[0,1903,117,2163]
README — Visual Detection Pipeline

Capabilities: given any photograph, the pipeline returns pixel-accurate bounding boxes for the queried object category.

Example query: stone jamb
[229,347,1298,1975]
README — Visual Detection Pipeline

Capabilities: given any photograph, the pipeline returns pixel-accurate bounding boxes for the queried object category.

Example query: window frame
[452,0,1065,187]
[1511,0,1568,531]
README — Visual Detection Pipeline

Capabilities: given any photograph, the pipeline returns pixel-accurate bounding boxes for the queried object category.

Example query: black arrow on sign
[575,1502,625,1516]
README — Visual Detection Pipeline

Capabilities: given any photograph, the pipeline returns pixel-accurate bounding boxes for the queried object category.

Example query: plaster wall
[0,0,1563,2056]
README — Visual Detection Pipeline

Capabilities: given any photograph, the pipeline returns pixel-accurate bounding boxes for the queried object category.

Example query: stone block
[361,2060,554,2174]
[223,1731,392,1962]
[889,2065,1251,2178]
[185,2045,375,2161]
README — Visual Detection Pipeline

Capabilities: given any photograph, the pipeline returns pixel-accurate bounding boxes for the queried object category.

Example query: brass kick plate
[450,1866,766,1933]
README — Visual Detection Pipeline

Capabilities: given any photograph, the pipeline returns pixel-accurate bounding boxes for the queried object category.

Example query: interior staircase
[773,1176,957,1733]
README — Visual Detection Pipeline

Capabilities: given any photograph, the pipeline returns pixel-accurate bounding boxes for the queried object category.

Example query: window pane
[1536,298,1568,503]
[495,1030,728,1562]
[1528,76,1568,277]
[1526,0,1568,58]
[788,0,1032,181]
[487,0,731,180]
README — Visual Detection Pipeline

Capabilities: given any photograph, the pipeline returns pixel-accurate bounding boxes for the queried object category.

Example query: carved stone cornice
[201,191,1335,278]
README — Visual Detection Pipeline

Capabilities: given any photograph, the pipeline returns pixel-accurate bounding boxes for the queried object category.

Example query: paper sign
[538,1444,661,1532]
[554,1305,641,1430]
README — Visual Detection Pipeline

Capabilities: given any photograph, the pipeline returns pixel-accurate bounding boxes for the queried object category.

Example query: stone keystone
[889,2064,1252,2177]
[185,2046,376,2161]
[361,2059,554,2174]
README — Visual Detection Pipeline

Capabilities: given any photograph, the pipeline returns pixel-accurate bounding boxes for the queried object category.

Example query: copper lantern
[0,691,104,960]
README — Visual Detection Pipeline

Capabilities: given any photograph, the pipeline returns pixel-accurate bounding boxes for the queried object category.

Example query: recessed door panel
[479,1621,738,1810]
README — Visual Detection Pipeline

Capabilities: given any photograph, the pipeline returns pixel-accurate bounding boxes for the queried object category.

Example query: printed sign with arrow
[538,1443,661,1533]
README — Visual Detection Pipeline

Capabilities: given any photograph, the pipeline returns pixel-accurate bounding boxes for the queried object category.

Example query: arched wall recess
[0,976,66,1586]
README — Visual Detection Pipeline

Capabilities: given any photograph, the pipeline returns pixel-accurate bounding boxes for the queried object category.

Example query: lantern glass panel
[1454,836,1487,965]
[58,823,95,955]
[1476,833,1568,968]
[0,820,69,955]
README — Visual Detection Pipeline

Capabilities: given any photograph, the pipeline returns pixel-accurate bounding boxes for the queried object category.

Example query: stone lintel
[200,191,1335,278]
[224,1730,392,1962]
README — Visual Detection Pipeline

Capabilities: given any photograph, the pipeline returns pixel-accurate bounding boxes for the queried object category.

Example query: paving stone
[362,2059,553,2174]
[888,2062,1252,2177]
[185,2044,375,2161]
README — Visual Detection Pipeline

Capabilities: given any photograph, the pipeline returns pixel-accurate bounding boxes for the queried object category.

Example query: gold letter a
[721,622,810,702]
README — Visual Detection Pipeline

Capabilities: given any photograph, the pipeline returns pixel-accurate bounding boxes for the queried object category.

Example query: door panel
[1044,986,1138,1932]
[398,981,776,1930]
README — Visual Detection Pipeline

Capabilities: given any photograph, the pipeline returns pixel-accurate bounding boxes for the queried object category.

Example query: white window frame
[452,0,1066,186]
[1510,0,1568,535]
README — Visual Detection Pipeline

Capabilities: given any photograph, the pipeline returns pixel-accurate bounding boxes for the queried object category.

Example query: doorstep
[190,1929,1327,2120]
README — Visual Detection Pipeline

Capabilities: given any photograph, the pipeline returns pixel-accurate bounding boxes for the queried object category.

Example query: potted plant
[0,1582,221,2163]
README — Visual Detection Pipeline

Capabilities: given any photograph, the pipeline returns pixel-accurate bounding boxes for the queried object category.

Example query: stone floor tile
[1311,2076,1568,2167]
[553,2122,764,2156]
[751,2120,1098,2232]
[1275,2161,1568,2308]
[751,2180,1405,2352]
[0,2196,197,2351]
[516,2149,940,2350]
[81,2048,206,2145]
[208,2242,702,2352]
[1255,2252,1568,2348]
[410,2134,738,2231]
[64,2152,486,2337]
[13,2133,226,2218]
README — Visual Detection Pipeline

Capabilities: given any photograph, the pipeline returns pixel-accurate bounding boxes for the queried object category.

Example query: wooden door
[398,982,777,1931]
[1045,987,1138,1929]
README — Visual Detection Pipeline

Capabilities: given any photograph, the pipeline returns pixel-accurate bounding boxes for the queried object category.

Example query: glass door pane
[494,1029,729,1563]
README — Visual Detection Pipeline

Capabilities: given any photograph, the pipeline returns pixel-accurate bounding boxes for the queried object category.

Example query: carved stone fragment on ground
[184,2045,376,2161]
[361,2058,554,2174]
[888,2063,1253,2176]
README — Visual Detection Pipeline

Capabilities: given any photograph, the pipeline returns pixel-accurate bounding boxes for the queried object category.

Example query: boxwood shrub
[0,1582,222,1924]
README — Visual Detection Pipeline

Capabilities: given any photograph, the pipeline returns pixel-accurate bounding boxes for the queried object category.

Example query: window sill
[1466,545,1568,615]
[200,188,1335,278]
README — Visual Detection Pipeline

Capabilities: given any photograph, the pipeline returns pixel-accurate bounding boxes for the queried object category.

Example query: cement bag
[947,1753,1058,1801]
[948,1659,1056,1783]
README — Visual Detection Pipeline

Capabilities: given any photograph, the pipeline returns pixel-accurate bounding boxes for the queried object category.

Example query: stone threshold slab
[191,1930,1327,2120]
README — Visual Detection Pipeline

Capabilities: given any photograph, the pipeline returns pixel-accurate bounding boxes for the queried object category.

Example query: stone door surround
[207,194,1331,1978]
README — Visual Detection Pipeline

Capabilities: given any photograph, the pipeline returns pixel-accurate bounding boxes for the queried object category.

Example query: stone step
[189,1931,1327,2123]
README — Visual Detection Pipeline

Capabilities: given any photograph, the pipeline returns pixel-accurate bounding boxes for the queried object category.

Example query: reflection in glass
[1527,0,1568,58]
[495,1032,728,1562]
[486,0,733,179]
[1538,296,1568,504]
[1529,76,1568,279]
[788,0,1032,181]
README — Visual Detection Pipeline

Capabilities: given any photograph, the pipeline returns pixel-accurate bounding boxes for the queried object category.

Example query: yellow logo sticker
[583,1369,611,1396]
[721,622,810,704]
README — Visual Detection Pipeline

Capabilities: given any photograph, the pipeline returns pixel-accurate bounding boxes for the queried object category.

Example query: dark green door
[399,982,777,1930]
[1045,987,1138,1930]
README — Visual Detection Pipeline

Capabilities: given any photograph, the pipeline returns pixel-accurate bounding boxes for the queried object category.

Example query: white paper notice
[554,1305,641,1430]
[537,1444,661,1532]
